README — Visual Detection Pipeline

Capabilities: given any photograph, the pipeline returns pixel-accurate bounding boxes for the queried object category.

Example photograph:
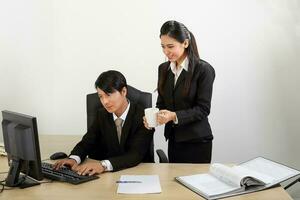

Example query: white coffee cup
[144,108,159,128]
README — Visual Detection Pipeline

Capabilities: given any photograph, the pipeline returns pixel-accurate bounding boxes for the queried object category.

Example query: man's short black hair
[95,70,127,94]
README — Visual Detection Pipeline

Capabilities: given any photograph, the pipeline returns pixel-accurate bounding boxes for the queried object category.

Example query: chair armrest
[156,149,169,163]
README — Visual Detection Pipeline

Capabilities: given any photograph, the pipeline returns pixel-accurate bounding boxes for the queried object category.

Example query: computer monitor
[1,110,43,188]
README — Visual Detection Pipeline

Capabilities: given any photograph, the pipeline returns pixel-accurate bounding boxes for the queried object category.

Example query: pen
[116,181,142,183]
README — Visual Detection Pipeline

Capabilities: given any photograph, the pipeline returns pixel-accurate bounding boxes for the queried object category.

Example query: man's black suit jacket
[157,59,215,142]
[70,103,154,171]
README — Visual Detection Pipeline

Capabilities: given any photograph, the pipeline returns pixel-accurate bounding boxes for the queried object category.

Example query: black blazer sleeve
[176,61,215,126]
[70,112,102,162]
[156,63,167,110]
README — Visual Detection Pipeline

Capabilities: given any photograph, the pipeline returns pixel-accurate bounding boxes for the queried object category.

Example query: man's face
[97,87,127,114]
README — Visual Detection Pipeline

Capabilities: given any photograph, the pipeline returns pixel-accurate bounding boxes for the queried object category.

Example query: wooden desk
[0,135,293,200]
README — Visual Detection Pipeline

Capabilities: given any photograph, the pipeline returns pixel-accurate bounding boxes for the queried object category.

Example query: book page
[232,166,273,186]
[210,163,244,187]
[239,157,300,185]
[177,173,241,197]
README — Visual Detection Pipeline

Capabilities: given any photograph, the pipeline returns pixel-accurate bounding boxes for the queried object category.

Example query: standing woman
[145,20,215,163]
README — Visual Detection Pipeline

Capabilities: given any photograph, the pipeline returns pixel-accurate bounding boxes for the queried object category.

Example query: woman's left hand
[157,109,176,125]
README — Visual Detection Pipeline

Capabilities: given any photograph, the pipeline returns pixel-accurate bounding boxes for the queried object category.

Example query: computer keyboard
[41,162,99,184]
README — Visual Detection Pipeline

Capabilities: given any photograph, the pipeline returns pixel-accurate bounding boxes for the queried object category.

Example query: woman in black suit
[145,20,215,163]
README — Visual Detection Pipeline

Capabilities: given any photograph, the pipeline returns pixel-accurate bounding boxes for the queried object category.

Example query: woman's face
[160,35,187,63]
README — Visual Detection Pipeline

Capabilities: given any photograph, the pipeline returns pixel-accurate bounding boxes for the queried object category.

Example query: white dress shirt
[70,101,130,172]
[170,56,189,85]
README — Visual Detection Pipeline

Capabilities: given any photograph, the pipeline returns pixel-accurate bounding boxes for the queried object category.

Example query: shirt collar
[170,56,189,73]
[113,100,130,121]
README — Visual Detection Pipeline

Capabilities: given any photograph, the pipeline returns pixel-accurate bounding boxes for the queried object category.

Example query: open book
[176,157,300,200]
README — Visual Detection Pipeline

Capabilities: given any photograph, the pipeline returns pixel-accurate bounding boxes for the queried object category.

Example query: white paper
[117,175,161,194]
[210,163,242,187]
[232,165,274,184]
[177,173,240,196]
[239,157,300,185]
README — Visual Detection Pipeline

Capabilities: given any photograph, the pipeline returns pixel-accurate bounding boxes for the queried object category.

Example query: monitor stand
[5,159,40,188]
[18,175,40,189]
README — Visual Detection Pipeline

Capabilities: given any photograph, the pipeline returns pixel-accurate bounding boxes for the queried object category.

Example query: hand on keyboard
[53,158,78,171]
[73,162,105,176]
[42,162,99,184]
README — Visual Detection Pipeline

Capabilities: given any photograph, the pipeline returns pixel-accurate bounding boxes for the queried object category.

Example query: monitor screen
[1,110,43,188]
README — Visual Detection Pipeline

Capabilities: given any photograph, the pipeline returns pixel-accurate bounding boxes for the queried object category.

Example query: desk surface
[0,135,293,200]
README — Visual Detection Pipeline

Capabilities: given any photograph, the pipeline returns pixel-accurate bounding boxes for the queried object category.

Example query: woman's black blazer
[156,59,215,142]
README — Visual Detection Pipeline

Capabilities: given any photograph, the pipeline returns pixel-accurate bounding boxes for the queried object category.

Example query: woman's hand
[143,116,152,130]
[157,109,176,125]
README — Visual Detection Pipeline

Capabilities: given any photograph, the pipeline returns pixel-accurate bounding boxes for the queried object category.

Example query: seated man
[54,70,154,176]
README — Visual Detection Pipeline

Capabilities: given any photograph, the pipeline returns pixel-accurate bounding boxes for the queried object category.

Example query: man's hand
[73,161,105,176]
[53,158,78,171]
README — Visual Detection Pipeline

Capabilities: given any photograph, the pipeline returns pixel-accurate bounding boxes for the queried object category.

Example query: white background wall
[1,0,300,197]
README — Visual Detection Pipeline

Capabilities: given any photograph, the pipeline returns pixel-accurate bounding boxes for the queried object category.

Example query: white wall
[1,0,300,197]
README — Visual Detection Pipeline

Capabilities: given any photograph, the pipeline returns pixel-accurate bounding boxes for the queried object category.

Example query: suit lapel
[105,112,121,152]
[164,70,175,96]
[174,70,187,91]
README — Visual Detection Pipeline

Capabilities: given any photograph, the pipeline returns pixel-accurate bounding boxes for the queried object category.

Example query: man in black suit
[54,70,153,175]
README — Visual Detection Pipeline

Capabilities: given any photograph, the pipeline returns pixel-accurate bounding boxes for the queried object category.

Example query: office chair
[86,85,168,163]
[156,149,169,163]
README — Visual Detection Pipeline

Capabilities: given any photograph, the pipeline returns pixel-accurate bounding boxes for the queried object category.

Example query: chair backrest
[86,85,154,162]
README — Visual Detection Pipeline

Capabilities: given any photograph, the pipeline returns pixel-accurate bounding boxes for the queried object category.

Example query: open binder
[176,157,300,200]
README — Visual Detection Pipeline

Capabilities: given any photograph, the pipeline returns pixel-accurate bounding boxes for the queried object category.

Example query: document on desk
[176,157,300,200]
[117,175,161,194]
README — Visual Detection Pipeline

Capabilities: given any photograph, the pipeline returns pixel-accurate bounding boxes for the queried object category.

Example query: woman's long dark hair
[158,20,200,96]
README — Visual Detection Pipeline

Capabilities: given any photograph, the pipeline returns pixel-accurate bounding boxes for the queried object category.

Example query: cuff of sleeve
[101,160,113,171]
[173,113,179,124]
[69,155,81,164]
